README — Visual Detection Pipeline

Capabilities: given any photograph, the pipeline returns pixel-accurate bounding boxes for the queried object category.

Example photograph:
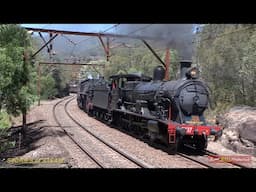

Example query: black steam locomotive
[77,61,222,153]
[69,80,79,93]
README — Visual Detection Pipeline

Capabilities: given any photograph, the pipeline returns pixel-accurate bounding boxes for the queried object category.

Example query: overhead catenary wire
[59,24,121,59]
[76,24,120,45]
[126,24,153,35]
[98,24,160,63]
[95,24,153,50]
[64,25,121,78]
[51,24,121,57]
[109,24,153,44]
[61,34,77,45]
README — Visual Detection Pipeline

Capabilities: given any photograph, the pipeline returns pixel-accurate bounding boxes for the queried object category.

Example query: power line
[108,25,154,53]
[53,24,120,49]
[60,24,120,59]
[88,24,155,60]
[64,24,121,58]
[127,24,153,35]
[61,34,77,45]
[95,24,153,50]
[76,24,120,45]
[101,24,120,33]
[110,24,153,44]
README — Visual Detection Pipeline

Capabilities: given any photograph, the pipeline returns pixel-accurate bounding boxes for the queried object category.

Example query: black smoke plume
[116,24,195,60]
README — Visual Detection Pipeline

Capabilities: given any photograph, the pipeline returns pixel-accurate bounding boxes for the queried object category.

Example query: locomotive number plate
[185,116,203,125]
[191,116,200,122]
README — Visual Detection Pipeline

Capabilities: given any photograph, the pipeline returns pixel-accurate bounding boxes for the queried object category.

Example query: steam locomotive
[77,61,222,153]
[69,80,79,93]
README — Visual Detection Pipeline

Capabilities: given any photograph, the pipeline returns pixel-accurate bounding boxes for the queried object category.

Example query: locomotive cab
[109,74,152,109]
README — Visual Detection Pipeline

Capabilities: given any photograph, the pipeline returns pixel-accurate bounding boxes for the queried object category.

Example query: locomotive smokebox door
[148,120,159,133]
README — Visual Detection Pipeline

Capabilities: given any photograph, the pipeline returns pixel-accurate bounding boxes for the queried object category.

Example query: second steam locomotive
[77,61,222,153]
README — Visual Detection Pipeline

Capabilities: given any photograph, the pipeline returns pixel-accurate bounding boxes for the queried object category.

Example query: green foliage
[0,139,15,153]
[41,73,57,99]
[0,48,15,94]
[241,30,256,106]
[51,67,70,97]
[0,24,35,117]
[0,24,31,48]
[37,61,71,99]
[0,110,12,154]
[196,24,256,111]
[0,110,11,130]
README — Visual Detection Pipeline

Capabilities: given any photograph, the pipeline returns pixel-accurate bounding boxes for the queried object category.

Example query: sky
[21,24,117,33]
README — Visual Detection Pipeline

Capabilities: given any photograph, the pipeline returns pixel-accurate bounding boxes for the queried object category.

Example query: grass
[0,110,11,132]
[0,110,14,153]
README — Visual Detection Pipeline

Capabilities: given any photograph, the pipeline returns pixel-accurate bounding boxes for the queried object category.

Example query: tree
[241,30,256,106]
[40,73,57,99]
[196,24,256,112]
[0,24,34,130]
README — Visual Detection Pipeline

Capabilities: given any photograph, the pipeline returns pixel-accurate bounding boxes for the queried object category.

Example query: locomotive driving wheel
[194,137,208,151]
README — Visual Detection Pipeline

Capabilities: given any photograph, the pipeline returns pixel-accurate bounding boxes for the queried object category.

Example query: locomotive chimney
[180,60,192,79]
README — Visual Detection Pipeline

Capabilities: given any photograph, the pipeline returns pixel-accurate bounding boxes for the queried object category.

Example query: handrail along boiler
[77,61,222,153]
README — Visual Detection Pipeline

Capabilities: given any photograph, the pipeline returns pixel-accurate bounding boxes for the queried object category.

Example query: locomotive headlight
[191,69,197,77]
[187,67,199,79]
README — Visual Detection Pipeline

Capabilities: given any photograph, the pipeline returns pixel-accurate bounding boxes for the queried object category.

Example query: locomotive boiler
[77,61,222,153]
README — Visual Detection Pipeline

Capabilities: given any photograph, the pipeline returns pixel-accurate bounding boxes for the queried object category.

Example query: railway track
[53,96,105,168]
[53,95,153,168]
[177,153,215,168]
